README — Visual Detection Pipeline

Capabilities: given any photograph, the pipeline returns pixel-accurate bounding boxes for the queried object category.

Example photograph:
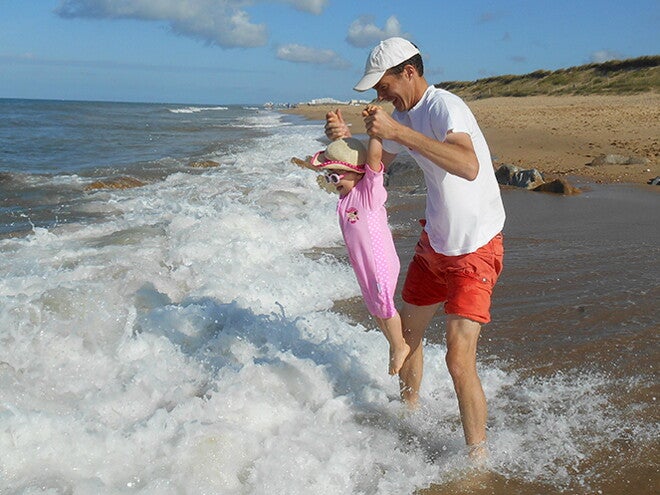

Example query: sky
[1,0,658,105]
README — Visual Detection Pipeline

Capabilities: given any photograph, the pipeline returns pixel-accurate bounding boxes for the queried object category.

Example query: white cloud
[589,50,622,63]
[55,0,330,48]
[346,15,407,48]
[283,0,328,15]
[275,44,350,69]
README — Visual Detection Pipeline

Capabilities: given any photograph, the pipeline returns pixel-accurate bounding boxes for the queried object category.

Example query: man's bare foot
[468,441,489,466]
[399,380,420,409]
[389,342,411,375]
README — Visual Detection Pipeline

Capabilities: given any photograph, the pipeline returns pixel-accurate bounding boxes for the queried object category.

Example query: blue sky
[1,0,658,105]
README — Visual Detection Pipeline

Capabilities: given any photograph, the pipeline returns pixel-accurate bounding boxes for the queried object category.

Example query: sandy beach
[283,93,660,186]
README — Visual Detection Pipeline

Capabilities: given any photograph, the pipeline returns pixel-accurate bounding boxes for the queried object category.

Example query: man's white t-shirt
[383,86,506,256]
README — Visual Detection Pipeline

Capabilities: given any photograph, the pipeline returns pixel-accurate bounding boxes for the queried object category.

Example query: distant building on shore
[264,97,371,109]
[297,97,373,107]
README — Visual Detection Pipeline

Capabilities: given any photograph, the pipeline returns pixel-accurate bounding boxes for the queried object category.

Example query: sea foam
[167,106,229,114]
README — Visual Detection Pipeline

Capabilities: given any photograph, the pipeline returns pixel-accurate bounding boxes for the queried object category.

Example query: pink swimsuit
[337,166,400,319]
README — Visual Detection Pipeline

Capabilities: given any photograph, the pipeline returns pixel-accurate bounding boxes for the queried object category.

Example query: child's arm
[367,135,383,173]
[364,104,383,173]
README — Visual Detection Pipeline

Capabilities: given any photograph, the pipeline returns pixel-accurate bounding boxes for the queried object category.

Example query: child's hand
[362,104,380,118]
[363,105,399,141]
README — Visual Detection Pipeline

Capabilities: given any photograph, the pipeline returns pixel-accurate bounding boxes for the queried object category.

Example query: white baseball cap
[353,37,420,92]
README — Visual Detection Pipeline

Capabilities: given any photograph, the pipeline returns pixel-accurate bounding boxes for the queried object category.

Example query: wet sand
[283,93,660,185]
[334,184,660,495]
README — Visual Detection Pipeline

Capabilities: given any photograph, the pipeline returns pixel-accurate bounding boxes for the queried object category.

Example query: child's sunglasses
[324,172,346,184]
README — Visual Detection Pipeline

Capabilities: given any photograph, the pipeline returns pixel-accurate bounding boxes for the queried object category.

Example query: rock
[511,168,544,189]
[84,176,146,191]
[647,176,660,185]
[496,164,544,189]
[588,154,648,166]
[188,160,220,168]
[495,164,520,185]
[533,178,581,195]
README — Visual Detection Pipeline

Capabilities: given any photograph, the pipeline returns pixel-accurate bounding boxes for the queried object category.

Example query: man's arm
[364,107,479,181]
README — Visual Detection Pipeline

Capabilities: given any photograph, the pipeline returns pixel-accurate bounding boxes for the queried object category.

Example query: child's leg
[376,312,411,375]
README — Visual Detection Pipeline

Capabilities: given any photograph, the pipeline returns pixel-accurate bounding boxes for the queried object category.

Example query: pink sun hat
[309,138,367,173]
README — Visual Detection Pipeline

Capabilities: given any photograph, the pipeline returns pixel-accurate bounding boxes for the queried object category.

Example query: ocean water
[0,98,657,494]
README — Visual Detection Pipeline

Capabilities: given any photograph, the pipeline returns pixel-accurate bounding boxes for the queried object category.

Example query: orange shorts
[402,225,504,324]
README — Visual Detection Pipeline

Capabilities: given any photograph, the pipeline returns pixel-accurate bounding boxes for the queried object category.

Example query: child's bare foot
[389,342,411,375]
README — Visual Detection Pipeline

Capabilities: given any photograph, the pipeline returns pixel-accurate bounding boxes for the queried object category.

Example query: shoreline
[282,93,660,186]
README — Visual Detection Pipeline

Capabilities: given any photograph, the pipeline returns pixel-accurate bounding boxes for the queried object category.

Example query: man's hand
[324,109,351,141]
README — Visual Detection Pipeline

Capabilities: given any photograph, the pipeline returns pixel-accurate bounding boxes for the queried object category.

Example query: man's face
[372,68,413,112]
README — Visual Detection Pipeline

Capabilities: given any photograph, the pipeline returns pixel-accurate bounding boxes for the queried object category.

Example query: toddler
[297,129,410,375]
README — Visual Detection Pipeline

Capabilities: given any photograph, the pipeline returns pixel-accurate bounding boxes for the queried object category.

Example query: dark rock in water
[0,172,14,184]
[189,160,220,168]
[647,176,660,185]
[495,164,520,185]
[496,164,544,189]
[533,178,581,195]
[495,164,579,194]
[511,168,544,189]
[588,154,648,166]
[84,176,146,191]
[385,152,424,188]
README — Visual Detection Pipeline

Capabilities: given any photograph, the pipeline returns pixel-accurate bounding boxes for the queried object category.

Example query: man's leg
[445,315,487,447]
[398,301,440,406]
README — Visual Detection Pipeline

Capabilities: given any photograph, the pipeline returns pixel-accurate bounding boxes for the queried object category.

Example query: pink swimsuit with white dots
[337,165,400,319]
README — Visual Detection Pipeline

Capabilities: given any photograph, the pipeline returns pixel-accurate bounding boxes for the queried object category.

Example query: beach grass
[437,55,660,99]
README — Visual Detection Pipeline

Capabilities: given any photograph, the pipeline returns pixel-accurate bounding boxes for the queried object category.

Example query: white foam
[232,112,293,128]
[0,112,654,494]
[167,106,229,114]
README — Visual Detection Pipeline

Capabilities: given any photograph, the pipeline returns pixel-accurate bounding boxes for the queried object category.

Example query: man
[325,37,505,457]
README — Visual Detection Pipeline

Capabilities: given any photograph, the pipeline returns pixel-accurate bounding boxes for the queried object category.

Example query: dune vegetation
[436,55,659,99]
